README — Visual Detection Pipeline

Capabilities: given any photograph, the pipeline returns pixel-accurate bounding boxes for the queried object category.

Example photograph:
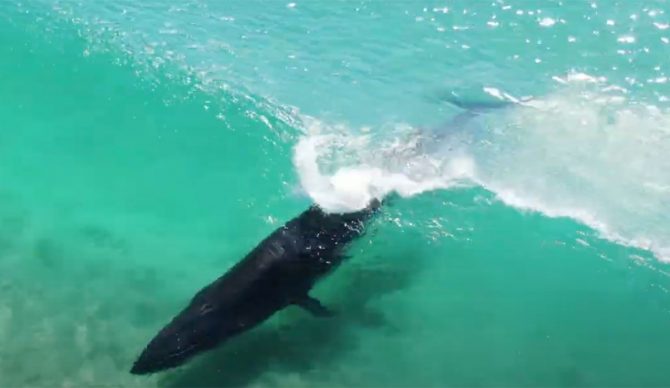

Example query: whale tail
[436,89,534,112]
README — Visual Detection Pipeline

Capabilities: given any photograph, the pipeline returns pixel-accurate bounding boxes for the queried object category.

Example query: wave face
[37,0,670,261]
[2,1,670,387]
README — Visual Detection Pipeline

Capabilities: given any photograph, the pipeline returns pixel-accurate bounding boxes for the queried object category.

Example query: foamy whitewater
[294,74,670,262]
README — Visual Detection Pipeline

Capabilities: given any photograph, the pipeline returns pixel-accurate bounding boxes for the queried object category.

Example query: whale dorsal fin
[296,295,335,317]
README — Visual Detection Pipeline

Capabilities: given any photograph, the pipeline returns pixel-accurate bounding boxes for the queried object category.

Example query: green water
[2,1,670,387]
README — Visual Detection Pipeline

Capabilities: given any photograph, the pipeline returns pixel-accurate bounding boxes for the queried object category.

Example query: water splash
[293,120,476,213]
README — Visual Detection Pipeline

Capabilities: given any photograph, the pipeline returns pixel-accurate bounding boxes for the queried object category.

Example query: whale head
[130,291,241,375]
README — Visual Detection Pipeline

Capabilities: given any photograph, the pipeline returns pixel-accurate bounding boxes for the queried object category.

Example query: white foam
[469,77,670,262]
[293,129,475,213]
[293,75,670,262]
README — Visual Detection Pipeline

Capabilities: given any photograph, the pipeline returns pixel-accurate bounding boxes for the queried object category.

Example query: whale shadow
[159,254,422,388]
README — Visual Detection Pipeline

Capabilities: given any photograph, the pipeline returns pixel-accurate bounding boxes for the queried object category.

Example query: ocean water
[2,1,670,386]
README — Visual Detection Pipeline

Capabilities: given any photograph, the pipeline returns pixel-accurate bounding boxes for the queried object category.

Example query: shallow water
[1,1,670,386]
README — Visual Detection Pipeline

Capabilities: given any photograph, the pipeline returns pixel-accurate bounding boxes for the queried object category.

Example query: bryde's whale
[130,199,381,375]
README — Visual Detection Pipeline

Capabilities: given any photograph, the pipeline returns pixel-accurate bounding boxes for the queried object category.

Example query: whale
[130,199,381,375]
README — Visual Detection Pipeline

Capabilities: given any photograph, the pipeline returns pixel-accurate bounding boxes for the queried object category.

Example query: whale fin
[297,295,335,317]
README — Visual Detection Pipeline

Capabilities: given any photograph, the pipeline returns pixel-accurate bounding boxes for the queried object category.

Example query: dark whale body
[130,200,380,375]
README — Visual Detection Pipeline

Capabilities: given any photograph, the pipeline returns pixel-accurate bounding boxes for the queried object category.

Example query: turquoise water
[2,1,670,386]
